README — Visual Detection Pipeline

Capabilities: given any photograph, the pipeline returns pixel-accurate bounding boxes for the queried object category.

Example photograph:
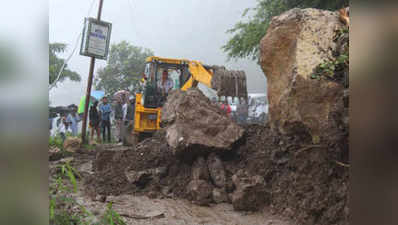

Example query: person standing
[123,96,136,146]
[66,107,81,136]
[221,100,232,117]
[89,101,101,143]
[114,96,124,143]
[237,98,248,124]
[57,116,67,143]
[99,96,112,143]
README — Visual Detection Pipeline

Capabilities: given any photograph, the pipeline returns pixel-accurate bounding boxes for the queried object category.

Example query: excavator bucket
[209,65,248,99]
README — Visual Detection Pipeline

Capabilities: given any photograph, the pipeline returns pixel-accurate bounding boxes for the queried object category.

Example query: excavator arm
[183,60,248,99]
[181,61,212,91]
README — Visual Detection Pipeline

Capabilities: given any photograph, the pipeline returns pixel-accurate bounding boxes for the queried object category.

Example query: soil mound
[85,122,348,224]
[85,131,191,198]
[232,125,348,225]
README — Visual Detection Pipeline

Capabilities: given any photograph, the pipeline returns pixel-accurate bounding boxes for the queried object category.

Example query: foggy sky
[49,0,267,106]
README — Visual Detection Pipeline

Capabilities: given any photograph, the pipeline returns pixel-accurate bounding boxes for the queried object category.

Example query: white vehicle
[247,93,268,124]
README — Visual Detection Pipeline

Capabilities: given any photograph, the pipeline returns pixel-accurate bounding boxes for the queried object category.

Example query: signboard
[80,18,112,60]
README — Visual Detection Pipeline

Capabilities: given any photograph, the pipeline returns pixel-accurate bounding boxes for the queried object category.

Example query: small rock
[231,169,269,211]
[212,188,228,203]
[125,170,152,187]
[207,153,226,188]
[148,191,158,199]
[284,207,294,217]
[63,137,81,152]
[186,179,213,206]
[192,157,210,180]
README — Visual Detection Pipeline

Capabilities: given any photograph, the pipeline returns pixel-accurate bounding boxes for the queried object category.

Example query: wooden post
[81,0,104,144]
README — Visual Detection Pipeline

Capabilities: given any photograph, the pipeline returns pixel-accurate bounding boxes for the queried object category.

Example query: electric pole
[81,0,104,144]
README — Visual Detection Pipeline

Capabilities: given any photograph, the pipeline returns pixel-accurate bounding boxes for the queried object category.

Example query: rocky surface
[207,153,226,188]
[161,88,244,157]
[231,169,268,211]
[186,179,214,206]
[260,8,345,142]
[191,156,210,180]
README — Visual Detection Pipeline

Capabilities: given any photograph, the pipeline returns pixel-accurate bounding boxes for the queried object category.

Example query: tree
[94,41,154,96]
[49,43,81,89]
[222,0,349,61]
[49,43,81,88]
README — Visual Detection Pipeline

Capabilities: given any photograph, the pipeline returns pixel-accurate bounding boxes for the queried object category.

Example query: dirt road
[50,148,294,225]
[76,191,293,225]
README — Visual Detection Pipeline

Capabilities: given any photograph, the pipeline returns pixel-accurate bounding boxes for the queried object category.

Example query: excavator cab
[141,59,191,108]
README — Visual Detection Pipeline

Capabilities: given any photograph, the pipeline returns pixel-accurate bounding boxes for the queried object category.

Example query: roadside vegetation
[223,0,349,61]
[49,161,127,225]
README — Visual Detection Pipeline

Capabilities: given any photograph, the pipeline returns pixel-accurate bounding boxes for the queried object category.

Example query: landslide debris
[85,123,348,225]
[83,8,349,225]
[260,8,346,142]
[161,88,244,157]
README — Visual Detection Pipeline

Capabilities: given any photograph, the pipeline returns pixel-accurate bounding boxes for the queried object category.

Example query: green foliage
[59,162,80,193]
[50,162,85,225]
[223,0,349,61]
[94,41,154,96]
[49,42,81,89]
[311,27,349,82]
[49,135,64,150]
[50,160,127,225]
[101,202,127,225]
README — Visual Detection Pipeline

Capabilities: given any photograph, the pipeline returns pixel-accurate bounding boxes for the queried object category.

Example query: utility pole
[81,0,104,144]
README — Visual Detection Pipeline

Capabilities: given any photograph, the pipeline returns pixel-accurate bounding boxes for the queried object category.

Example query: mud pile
[230,125,349,225]
[85,132,177,196]
[85,121,348,224]
[85,85,348,224]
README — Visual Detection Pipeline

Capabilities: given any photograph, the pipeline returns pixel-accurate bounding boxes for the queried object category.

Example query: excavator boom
[184,60,248,99]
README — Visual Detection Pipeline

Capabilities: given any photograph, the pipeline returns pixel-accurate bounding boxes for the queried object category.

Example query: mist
[49,0,267,106]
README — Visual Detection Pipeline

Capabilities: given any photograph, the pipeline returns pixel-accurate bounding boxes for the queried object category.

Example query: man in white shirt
[159,69,174,95]
[66,108,81,136]
[57,116,67,143]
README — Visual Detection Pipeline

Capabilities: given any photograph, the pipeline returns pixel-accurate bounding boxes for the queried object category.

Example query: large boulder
[161,88,244,156]
[259,8,345,141]
[231,169,269,211]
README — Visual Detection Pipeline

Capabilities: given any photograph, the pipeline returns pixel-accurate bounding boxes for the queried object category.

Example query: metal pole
[81,0,104,144]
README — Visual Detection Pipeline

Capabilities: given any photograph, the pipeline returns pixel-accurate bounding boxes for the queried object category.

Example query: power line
[126,0,143,44]
[49,0,97,90]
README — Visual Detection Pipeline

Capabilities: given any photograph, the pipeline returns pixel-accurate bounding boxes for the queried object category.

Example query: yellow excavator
[124,56,247,144]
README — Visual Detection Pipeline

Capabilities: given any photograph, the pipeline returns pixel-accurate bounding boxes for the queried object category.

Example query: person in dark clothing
[114,96,124,142]
[122,96,136,146]
[99,96,112,143]
[89,101,101,143]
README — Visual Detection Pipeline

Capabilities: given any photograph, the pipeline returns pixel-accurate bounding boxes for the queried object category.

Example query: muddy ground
[69,121,348,225]
[49,150,294,225]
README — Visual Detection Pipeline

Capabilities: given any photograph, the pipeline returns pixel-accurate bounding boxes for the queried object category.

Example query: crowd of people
[51,93,136,144]
[89,94,136,143]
